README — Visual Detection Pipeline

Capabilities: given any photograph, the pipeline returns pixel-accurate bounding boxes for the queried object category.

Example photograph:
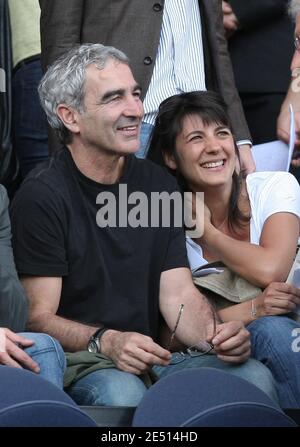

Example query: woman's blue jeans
[135,122,154,159]
[20,332,66,389]
[248,315,300,408]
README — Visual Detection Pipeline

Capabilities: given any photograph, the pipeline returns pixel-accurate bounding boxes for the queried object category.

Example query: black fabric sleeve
[161,225,189,272]
[159,178,189,273]
[11,180,68,277]
[0,185,28,332]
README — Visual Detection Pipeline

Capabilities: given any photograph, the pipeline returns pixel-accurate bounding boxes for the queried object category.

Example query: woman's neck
[203,179,250,238]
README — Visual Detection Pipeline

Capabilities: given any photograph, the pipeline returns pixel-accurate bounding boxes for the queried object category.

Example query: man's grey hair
[289,0,300,20]
[38,43,129,144]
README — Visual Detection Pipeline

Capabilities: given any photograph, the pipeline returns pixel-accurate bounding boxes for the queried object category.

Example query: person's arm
[0,186,28,332]
[237,144,255,174]
[21,276,99,352]
[277,81,300,156]
[10,179,99,351]
[201,211,299,288]
[39,0,84,70]
[159,267,251,364]
[219,282,300,325]
[22,275,171,374]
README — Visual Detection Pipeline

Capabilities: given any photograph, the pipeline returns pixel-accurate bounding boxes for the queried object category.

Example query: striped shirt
[143,0,251,147]
[143,0,206,125]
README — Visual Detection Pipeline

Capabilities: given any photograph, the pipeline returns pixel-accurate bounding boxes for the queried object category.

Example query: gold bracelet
[251,299,257,319]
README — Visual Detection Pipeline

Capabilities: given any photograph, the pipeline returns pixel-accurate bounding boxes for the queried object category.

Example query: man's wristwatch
[87,327,109,354]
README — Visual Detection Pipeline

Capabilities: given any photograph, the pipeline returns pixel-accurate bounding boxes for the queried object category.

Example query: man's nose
[291,48,300,74]
[123,96,144,118]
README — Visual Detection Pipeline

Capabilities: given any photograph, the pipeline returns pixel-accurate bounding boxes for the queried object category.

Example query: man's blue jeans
[12,59,49,178]
[20,332,66,389]
[67,355,277,407]
[248,316,300,408]
[135,122,154,159]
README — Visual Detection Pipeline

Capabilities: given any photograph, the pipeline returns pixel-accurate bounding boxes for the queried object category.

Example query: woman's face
[167,114,237,190]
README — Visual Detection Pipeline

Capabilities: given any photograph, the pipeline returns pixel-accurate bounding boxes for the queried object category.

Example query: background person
[223,1,294,146]
[0,183,65,388]
[9,0,49,178]
[278,0,300,181]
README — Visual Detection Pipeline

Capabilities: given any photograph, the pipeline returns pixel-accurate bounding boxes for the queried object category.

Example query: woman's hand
[255,282,300,316]
[185,192,213,240]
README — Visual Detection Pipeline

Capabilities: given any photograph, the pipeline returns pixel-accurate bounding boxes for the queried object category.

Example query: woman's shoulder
[246,170,295,182]
[246,171,300,218]
[246,171,298,191]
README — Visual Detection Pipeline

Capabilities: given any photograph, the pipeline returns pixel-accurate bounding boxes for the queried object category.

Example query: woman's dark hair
[147,91,249,230]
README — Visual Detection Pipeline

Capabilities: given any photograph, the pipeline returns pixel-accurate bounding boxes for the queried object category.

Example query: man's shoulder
[13,150,71,206]
[131,157,179,192]
[27,149,70,184]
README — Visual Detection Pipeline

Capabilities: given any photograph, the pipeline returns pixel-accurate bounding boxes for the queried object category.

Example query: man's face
[76,60,144,156]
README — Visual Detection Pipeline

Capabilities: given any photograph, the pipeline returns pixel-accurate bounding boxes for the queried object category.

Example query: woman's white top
[186,171,300,270]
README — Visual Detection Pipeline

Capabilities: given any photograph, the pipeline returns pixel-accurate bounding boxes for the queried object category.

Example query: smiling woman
[148,91,249,241]
[148,90,300,409]
[165,114,236,190]
[148,91,299,286]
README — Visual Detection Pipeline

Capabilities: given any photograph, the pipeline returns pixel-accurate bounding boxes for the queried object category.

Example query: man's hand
[101,330,171,375]
[222,1,238,38]
[238,144,256,174]
[277,108,300,147]
[0,328,40,372]
[211,321,250,364]
[290,150,300,168]
[277,81,300,167]
[256,282,300,316]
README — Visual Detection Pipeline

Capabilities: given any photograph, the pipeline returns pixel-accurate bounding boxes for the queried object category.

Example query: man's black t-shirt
[11,150,188,341]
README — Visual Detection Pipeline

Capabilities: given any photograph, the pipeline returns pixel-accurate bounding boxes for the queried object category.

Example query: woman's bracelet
[251,298,257,319]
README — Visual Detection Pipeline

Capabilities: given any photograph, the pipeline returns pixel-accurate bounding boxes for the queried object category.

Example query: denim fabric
[20,332,66,389]
[67,368,148,407]
[153,353,279,405]
[66,354,278,407]
[135,122,154,159]
[248,316,300,408]
[12,59,49,177]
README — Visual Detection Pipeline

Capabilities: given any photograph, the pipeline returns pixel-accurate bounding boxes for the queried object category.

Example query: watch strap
[90,327,109,353]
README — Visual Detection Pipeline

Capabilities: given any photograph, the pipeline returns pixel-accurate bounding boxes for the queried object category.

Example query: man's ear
[163,151,178,171]
[56,104,80,134]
